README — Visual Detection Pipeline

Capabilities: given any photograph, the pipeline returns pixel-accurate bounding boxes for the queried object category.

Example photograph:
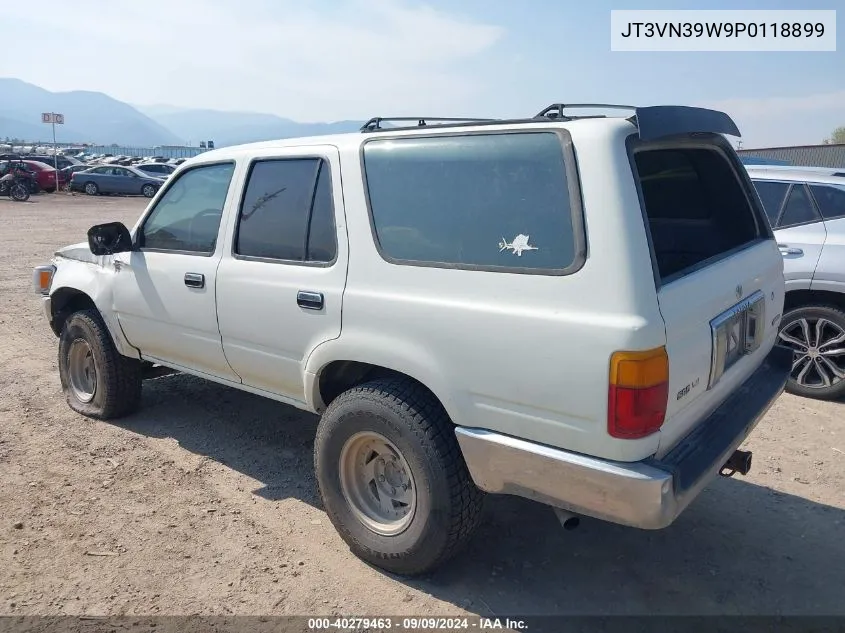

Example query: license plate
[708,290,766,388]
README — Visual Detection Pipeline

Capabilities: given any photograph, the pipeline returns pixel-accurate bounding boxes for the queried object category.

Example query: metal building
[738,143,845,168]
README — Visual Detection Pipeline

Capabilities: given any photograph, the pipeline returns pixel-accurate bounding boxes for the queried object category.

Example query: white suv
[34,104,791,575]
[747,166,845,400]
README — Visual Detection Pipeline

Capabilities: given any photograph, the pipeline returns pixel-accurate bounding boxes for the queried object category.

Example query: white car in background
[134,162,177,179]
[747,165,845,400]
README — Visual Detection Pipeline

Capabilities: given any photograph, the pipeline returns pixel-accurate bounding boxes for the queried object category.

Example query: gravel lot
[1,193,844,618]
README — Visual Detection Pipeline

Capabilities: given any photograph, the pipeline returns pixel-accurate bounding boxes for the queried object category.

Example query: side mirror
[87,222,133,256]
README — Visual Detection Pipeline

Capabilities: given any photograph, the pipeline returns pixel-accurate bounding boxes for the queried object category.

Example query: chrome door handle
[297,291,324,310]
[184,272,205,288]
[777,244,803,256]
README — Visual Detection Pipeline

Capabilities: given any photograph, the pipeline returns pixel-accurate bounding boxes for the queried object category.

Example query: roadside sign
[40,113,66,191]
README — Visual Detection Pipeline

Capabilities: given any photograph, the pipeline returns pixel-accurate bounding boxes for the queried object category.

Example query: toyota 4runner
[34,104,792,575]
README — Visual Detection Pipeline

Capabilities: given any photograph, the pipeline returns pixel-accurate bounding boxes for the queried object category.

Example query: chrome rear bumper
[455,345,792,529]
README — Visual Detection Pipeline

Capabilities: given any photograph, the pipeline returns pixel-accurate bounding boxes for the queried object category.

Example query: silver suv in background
[748,166,845,400]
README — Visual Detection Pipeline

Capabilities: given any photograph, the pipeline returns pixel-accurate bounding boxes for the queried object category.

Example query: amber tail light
[608,347,669,439]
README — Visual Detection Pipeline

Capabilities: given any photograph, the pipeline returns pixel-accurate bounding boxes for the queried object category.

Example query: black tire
[84,181,99,196]
[142,184,157,198]
[10,183,29,201]
[58,309,142,419]
[779,305,845,401]
[314,378,484,576]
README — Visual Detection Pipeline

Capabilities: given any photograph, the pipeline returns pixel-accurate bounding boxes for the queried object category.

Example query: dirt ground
[1,193,844,619]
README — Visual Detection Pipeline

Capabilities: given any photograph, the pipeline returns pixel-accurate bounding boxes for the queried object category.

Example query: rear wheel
[10,183,29,201]
[142,184,157,198]
[314,378,484,576]
[84,181,99,196]
[58,309,142,419]
[778,305,845,400]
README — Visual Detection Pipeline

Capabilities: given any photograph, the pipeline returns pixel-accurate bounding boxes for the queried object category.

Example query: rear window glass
[634,146,762,281]
[363,132,579,272]
[752,180,788,226]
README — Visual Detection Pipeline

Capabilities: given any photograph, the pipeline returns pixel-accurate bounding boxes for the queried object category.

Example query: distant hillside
[0,79,365,148]
[0,78,180,146]
[138,106,363,146]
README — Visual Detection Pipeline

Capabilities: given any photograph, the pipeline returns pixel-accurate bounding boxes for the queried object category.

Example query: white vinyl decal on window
[498,234,538,257]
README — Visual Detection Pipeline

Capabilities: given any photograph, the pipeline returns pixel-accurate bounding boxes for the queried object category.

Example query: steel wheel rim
[85,183,96,195]
[779,317,845,390]
[67,338,97,403]
[338,431,417,536]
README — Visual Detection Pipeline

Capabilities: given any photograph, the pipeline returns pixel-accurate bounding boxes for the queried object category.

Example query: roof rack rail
[534,103,637,120]
[360,116,498,132]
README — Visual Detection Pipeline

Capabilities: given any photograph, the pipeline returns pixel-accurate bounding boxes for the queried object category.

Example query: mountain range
[0,78,362,148]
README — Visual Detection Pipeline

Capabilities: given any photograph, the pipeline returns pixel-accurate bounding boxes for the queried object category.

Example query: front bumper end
[455,344,792,529]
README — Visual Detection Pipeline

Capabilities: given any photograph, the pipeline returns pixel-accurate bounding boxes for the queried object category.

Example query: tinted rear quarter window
[633,146,762,281]
[810,184,845,220]
[363,132,579,273]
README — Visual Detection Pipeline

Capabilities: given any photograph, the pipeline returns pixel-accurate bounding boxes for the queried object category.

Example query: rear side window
[362,132,580,273]
[633,146,762,281]
[810,184,845,220]
[752,180,788,226]
[779,185,819,227]
[235,158,337,263]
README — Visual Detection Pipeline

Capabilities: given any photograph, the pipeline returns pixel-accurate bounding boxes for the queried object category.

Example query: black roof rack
[534,103,636,120]
[357,103,741,140]
[360,116,497,132]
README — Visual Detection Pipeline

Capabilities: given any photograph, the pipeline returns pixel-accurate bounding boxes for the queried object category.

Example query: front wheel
[778,305,845,400]
[58,309,142,419]
[314,378,484,576]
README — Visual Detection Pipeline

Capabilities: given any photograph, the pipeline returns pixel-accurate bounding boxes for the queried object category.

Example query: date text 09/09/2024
[619,21,825,38]
[307,617,529,630]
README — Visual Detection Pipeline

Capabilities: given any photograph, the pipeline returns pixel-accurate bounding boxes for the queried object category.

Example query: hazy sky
[1,0,842,147]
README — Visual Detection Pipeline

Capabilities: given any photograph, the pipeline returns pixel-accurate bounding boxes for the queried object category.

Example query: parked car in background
[135,162,176,178]
[748,166,845,400]
[69,165,165,197]
[25,154,81,170]
[21,160,67,192]
[61,164,95,179]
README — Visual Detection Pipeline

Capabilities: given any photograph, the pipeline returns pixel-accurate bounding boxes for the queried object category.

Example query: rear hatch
[630,136,785,458]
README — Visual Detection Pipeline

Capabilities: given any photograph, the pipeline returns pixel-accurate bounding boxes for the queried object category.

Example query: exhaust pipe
[552,507,581,531]
[720,449,752,478]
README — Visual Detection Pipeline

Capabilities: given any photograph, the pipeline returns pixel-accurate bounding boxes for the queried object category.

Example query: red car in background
[21,160,67,193]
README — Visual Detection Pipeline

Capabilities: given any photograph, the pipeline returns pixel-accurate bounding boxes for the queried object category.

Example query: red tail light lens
[608,347,669,439]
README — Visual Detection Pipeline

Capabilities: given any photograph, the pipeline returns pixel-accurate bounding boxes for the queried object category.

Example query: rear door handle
[777,244,803,256]
[297,291,324,310]
[184,272,205,288]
